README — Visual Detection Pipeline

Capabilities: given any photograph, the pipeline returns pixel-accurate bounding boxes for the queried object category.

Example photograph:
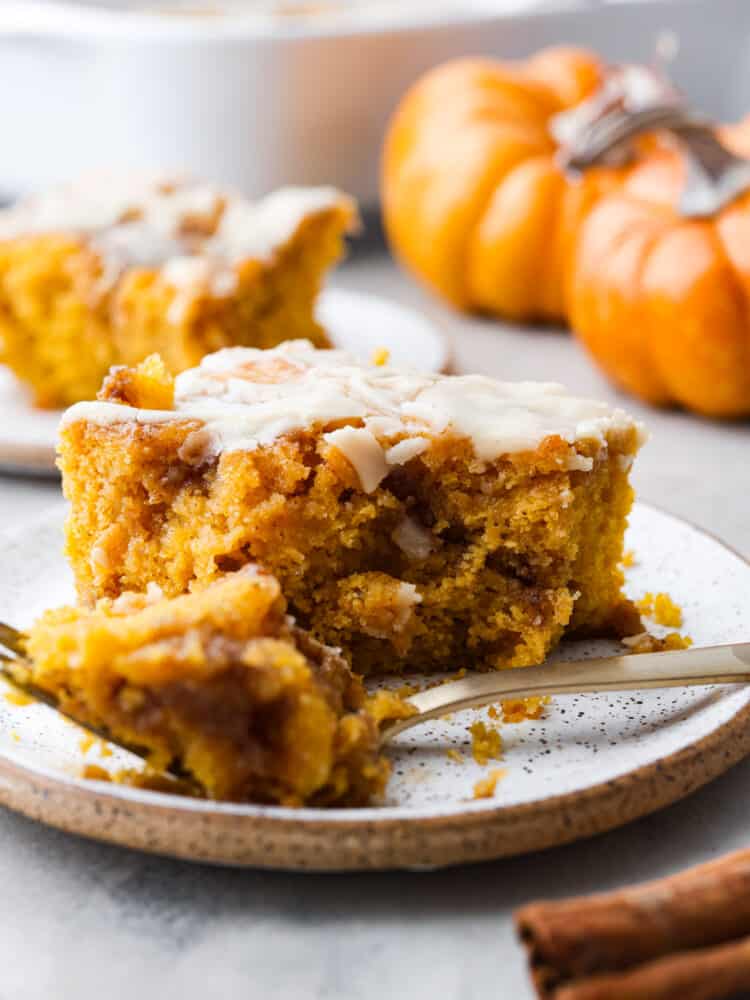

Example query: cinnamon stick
[515,848,750,996]
[556,935,750,1000]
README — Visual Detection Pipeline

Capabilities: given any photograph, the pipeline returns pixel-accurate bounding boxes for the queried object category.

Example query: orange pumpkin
[382,47,619,323]
[569,125,750,417]
[383,48,750,418]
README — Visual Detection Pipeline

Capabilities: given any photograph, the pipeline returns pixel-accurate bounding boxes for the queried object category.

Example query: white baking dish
[1,0,749,205]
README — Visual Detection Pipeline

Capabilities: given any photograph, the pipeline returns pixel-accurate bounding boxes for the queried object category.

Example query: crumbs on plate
[495,696,550,724]
[4,690,32,707]
[626,590,691,651]
[469,720,503,766]
[473,769,507,799]
[636,591,683,627]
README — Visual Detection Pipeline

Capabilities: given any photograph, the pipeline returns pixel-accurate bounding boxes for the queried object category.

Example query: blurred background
[1,0,749,203]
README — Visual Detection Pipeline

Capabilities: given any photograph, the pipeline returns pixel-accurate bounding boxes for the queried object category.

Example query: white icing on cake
[392,516,434,561]
[0,173,353,310]
[392,582,422,634]
[323,426,389,493]
[385,437,429,465]
[61,340,645,488]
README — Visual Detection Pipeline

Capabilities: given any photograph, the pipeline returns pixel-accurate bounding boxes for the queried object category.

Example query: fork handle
[380,643,750,743]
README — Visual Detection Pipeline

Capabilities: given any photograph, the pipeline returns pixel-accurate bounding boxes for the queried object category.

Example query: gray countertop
[0,245,748,1000]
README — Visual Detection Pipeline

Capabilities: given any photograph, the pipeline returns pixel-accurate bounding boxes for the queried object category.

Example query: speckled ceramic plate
[0,502,748,871]
[0,287,450,477]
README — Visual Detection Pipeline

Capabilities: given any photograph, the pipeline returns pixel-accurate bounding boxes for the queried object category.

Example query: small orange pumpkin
[383,48,750,418]
[382,47,619,323]
[569,125,750,417]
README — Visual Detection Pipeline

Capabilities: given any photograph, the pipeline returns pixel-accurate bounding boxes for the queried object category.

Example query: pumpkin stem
[673,123,750,217]
[561,101,750,219]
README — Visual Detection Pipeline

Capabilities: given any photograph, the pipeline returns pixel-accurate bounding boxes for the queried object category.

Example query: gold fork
[380,641,750,743]
[2,619,749,751]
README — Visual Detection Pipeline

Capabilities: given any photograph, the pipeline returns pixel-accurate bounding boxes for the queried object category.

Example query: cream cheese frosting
[0,174,353,308]
[61,340,645,490]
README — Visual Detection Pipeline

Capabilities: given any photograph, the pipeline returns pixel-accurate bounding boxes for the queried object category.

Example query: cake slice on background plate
[0,174,355,407]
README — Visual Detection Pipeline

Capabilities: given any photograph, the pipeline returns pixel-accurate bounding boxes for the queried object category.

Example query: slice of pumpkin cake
[0,174,355,407]
[59,340,644,674]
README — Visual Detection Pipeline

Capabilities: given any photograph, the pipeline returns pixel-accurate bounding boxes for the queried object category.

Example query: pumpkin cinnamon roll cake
[59,341,645,675]
[0,174,355,407]
[21,567,400,805]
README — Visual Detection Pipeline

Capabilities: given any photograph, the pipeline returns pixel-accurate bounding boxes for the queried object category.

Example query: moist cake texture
[60,341,645,674]
[0,175,355,407]
[21,567,397,805]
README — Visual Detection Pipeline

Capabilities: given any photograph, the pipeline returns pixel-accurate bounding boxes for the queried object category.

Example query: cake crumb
[501,696,550,723]
[79,734,95,754]
[620,549,636,568]
[81,764,112,782]
[371,347,390,367]
[470,721,503,766]
[99,353,174,410]
[636,591,683,627]
[653,593,683,627]
[485,698,549,723]
[10,730,20,743]
[623,631,693,654]
[4,690,32,707]
[446,748,463,764]
[473,768,507,799]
